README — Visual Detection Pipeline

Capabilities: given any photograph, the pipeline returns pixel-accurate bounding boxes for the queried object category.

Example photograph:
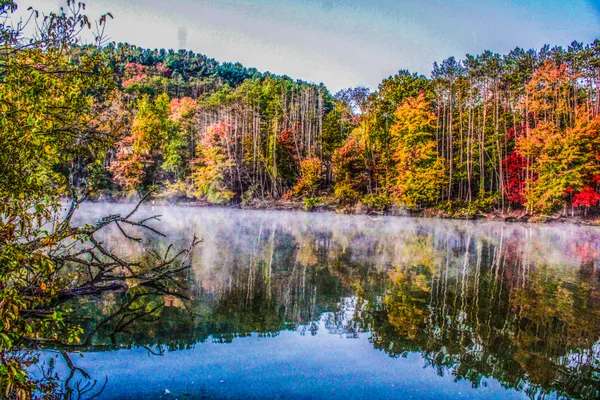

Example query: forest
[62,38,600,218]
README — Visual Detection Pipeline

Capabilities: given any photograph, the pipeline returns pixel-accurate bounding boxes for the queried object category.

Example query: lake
[40,204,600,399]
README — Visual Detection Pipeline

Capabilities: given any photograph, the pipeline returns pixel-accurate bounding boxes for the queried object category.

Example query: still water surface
[47,205,600,399]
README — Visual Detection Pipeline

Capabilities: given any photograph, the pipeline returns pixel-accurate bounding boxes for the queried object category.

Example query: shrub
[436,194,498,217]
[159,181,188,199]
[334,184,360,205]
[206,183,235,205]
[303,197,319,211]
[361,194,391,212]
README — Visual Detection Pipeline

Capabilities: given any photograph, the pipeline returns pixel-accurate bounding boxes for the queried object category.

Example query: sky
[16,0,600,92]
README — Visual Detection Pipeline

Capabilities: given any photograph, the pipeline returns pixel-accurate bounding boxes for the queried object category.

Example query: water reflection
[57,206,600,399]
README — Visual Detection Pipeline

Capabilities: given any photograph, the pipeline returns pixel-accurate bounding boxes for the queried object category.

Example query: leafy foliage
[0,3,196,398]
[293,158,323,197]
[390,93,446,207]
[190,123,235,204]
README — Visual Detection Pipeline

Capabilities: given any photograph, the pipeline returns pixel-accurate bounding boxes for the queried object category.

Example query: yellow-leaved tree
[293,157,323,197]
[391,93,446,208]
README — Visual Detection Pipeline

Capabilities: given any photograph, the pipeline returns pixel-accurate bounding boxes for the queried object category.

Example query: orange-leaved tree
[518,61,600,214]
[190,122,235,204]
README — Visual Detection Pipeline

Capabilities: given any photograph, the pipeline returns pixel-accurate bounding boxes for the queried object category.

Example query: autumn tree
[169,97,198,166]
[190,122,235,204]
[293,157,323,197]
[390,93,446,207]
[2,3,197,396]
[0,1,118,396]
[332,131,368,205]
[519,109,600,213]
[163,97,198,180]
[518,61,600,214]
[109,93,173,193]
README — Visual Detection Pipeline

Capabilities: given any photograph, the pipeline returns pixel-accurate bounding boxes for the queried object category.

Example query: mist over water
[75,202,600,267]
[51,203,600,399]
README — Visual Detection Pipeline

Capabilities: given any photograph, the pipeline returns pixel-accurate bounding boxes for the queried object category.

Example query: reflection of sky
[16,0,600,92]
[46,319,528,400]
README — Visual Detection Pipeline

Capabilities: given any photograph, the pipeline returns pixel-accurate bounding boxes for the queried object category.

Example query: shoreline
[87,196,600,226]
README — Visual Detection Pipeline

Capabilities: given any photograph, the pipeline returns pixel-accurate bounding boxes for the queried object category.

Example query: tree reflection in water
[49,205,600,399]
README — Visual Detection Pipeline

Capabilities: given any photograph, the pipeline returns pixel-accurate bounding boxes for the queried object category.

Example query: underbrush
[436,194,498,218]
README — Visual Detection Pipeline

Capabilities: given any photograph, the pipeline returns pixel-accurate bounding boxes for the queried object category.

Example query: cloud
[17,0,600,92]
